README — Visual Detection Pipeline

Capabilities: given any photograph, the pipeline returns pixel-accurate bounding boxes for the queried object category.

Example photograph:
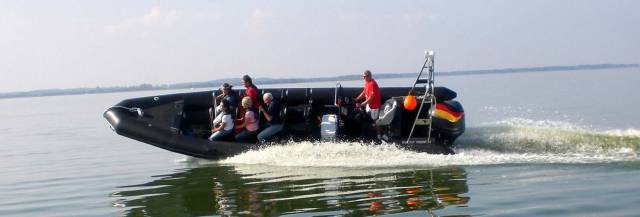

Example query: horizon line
[1,63,637,99]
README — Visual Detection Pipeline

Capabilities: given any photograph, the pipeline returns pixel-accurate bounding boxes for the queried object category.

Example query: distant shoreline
[1,64,637,99]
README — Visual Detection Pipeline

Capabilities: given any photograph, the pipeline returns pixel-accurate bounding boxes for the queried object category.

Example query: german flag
[433,103,463,123]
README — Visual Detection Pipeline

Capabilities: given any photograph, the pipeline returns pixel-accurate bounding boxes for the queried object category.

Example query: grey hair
[263,92,273,101]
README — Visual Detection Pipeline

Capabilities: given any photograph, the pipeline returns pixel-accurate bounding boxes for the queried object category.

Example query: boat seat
[281,106,287,124]
[162,100,184,135]
[281,89,287,102]
[375,98,398,126]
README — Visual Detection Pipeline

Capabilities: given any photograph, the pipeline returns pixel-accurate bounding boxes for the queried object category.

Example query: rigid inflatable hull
[104,87,464,159]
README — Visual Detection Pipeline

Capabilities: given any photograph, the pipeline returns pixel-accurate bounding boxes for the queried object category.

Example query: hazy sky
[1,0,638,92]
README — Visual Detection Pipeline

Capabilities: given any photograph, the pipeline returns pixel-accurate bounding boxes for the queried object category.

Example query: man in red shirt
[242,75,260,109]
[355,70,384,140]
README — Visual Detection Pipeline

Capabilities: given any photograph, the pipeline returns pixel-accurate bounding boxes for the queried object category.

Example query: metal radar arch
[407,50,437,144]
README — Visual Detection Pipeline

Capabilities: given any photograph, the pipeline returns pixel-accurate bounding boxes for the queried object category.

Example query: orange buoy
[404,95,417,111]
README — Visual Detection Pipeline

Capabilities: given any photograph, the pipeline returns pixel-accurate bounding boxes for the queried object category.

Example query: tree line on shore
[1,64,637,99]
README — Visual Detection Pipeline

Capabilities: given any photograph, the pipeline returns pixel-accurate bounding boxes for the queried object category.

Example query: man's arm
[235,119,246,129]
[356,89,365,102]
[259,106,273,122]
[212,122,225,132]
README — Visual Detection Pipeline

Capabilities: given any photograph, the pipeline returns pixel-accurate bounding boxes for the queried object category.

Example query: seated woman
[235,97,259,142]
[209,99,234,141]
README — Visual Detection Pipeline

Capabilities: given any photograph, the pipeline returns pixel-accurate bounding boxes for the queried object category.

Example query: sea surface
[1,68,639,217]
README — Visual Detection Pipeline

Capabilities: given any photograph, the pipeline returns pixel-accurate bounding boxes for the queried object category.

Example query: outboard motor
[320,114,338,141]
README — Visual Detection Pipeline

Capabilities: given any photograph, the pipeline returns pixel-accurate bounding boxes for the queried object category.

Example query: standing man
[242,75,261,109]
[355,70,384,140]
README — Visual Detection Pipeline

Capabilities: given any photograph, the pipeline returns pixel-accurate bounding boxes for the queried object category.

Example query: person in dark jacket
[257,92,283,143]
[210,83,238,126]
[216,83,238,110]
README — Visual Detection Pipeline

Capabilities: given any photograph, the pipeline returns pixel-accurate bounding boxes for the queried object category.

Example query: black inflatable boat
[103,52,465,159]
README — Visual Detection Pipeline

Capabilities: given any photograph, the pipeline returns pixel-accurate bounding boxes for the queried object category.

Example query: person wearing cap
[215,83,239,113]
[242,75,261,109]
[355,70,384,140]
[211,83,238,126]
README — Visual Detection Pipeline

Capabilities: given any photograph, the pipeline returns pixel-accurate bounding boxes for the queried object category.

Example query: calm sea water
[1,68,639,217]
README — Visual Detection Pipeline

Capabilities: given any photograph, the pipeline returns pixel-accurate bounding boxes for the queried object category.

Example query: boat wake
[183,118,639,167]
[457,118,640,154]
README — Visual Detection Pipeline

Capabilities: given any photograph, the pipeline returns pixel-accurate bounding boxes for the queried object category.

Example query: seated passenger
[257,93,283,143]
[209,99,234,141]
[216,83,238,112]
[210,83,238,125]
[235,97,259,142]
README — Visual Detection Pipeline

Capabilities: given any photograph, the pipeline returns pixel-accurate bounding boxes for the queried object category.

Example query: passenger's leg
[377,125,388,141]
[235,130,256,143]
[209,129,231,141]
[208,131,220,141]
[257,124,283,143]
[235,130,247,142]
[368,109,383,140]
[257,126,272,143]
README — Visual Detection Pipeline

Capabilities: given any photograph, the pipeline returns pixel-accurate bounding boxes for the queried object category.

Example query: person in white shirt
[209,99,235,141]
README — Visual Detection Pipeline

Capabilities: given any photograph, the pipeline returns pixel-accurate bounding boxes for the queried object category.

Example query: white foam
[178,118,638,168]
[490,117,589,132]
[221,142,424,167]
[218,141,637,168]
[458,118,640,154]
[604,128,640,138]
